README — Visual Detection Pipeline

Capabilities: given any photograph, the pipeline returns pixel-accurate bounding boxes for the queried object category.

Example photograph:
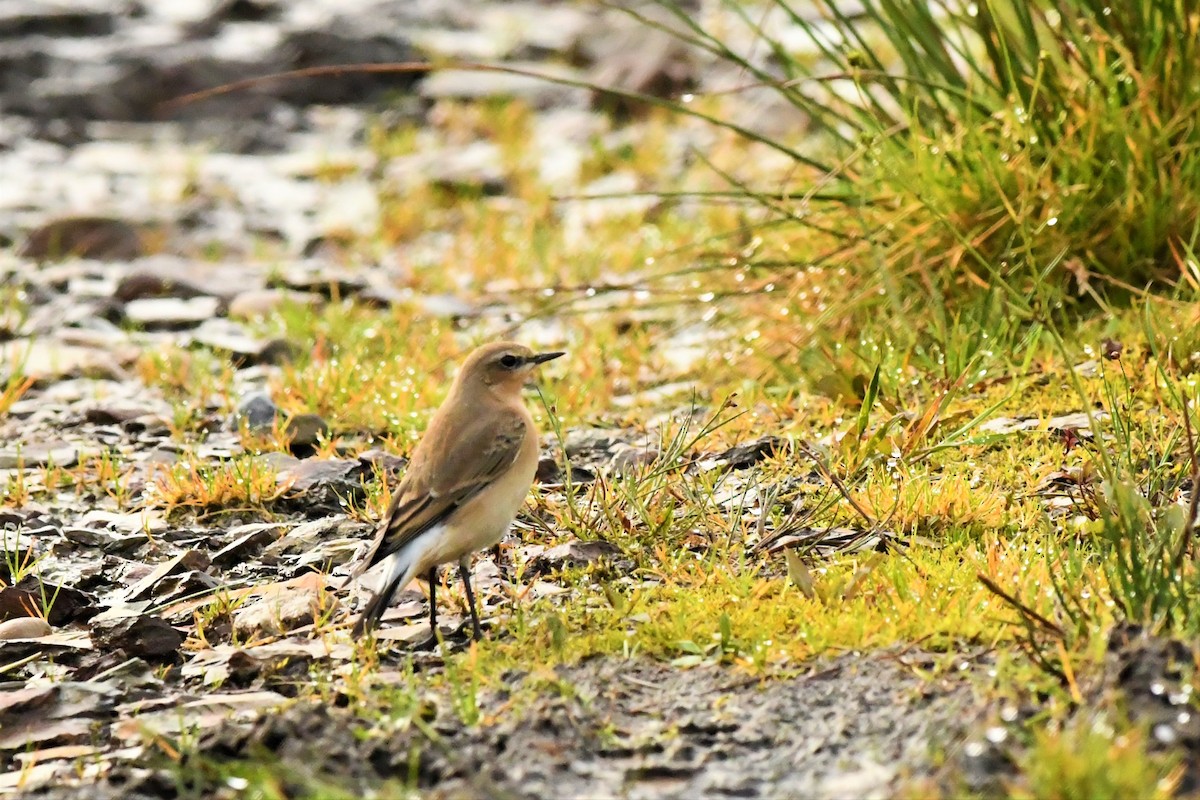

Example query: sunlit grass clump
[645,0,1200,310]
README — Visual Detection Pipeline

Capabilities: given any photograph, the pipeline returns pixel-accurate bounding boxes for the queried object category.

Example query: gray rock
[357,448,406,476]
[60,525,146,555]
[0,441,99,469]
[284,413,329,450]
[233,586,339,637]
[531,539,623,574]
[123,550,212,602]
[18,216,144,262]
[716,436,787,470]
[419,62,589,108]
[212,523,284,568]
[89,614,184,661]
[272,18,419,105]
[234,391,279,432]
[563,427,624,458]
[114,269,218,303]
[190,320,298,366]
[84,401,166,426]
[424,140,507,195]
[113,258,265,303]
[227,287,324,319]
[609,445,658,474]
[0,1,118,39]
[583,8,701,117]
[123,296,222,329]
[278,458,361,494]
[270,263,367,298]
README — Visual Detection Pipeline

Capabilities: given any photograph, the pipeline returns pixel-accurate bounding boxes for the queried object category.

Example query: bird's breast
[432,425,539,563]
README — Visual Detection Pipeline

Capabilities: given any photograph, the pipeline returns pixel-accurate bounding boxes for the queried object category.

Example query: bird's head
[456,341,564,397]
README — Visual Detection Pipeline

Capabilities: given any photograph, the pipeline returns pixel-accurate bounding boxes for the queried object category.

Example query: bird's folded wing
[354,408,528,573]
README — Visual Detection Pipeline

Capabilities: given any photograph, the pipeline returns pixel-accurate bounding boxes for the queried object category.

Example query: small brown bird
[350,341,563,642]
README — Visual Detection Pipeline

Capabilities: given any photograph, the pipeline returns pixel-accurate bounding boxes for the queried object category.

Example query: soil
[21,651,980,799]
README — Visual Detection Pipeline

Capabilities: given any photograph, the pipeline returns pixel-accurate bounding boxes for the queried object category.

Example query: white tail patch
[372,522,446,597]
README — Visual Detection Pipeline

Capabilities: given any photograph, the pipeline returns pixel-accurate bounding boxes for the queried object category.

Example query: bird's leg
[413,566,440,652]
[427,566,438,634]
[458,557,484,641]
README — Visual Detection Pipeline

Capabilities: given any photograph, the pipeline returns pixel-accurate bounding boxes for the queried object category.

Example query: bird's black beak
[529,351,565,365]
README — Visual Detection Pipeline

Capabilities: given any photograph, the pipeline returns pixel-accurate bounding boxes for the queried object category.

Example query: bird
[349,341,564,643]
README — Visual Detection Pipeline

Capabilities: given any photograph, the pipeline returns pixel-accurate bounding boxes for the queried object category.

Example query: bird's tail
[351,554,418,639]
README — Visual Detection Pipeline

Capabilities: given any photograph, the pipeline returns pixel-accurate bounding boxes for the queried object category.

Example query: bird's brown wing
[353,407,528,575]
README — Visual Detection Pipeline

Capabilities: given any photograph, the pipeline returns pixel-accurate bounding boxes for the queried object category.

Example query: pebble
[89,614,185,661]
[1,339,129,384]
[18,216,143,262]
[0,441,96,469]
[420,62,589,108]
[227,288,324,320]
[190,320,298,366]
[233,586,339,637]
[530,539,623,574]
[123,297,223,330]
[284,413,330,450]
[234,392,279,433]
[0,617,53,640]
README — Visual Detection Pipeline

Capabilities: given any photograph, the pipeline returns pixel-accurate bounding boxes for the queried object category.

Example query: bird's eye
[499,354,521,369]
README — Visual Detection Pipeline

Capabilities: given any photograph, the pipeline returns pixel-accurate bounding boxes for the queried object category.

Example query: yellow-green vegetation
[149,454,284,518]
[15,1,1199,794]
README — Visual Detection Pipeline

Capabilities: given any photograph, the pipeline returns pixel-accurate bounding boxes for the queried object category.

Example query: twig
[1173,391,1200,568]
[796,443,876,528]
[976,572,1066,639]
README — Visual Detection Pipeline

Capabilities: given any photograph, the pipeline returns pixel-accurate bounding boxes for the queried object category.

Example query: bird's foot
[411,632,442,652]
[452,618,488,642]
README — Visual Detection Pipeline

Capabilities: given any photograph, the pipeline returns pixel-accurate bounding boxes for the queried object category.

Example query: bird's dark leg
[458,557,484,640]
[413,566,440,651]
[427,566,438,634]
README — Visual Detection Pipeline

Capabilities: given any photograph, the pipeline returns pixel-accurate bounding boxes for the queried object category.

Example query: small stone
[124,550,212,602]
[420,62,588,108]
[609,445,658,474]
[269,266,367,299]
[0,617,52,640]
[278,458,362,494]
[0,4,117,38]
[123,297,222,330]
[256,339,299,365]
[84,402,161,425]
[563,427,624,458]
[284,414,329,451]
[530,539,622,574]
[114,269,213,303]
[89,614,184,661]
[234,392,279,433]
[584,9,699,117]
[227,288,324,320]
[19,216,143,262]
[415,294,477,319]
[0,339,129,384]
[233,587,339,637]
[358,448,407,476]
[190,320,298,367]
[9,578,96,626]
[153,570,221,605]
[0,441,88,469]
[212,524,283,568]
[535,456,596,485]
[717,436,787,470]
[111,258,260,302]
